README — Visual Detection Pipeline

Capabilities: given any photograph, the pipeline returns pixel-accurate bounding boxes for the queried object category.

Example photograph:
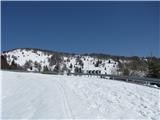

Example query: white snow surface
[1,71,160,119]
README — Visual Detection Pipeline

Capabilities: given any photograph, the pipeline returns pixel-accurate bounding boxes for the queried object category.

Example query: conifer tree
[34,61,41,72]
[147,58,160,78]
[1,55,10,69]
[43,66,49,72]
[10,60,18,70]
[53,64,60,73]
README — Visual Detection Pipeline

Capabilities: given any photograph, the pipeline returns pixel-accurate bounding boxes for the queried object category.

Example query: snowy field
[1,71,160,119]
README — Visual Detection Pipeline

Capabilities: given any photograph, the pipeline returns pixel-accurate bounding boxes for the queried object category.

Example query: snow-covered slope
[2,71,160,119]
[3,49,52,66]
[2,48,118,74]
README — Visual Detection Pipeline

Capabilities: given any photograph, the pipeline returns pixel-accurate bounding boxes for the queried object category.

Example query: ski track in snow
[55,79,73,118]
[1,71,160,119]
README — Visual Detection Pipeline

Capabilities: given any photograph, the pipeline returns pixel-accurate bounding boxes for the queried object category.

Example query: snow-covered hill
[1,71,160,119]
[2,48,119,75]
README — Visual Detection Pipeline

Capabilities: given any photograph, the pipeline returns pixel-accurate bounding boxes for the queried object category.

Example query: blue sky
[1,1,160,57]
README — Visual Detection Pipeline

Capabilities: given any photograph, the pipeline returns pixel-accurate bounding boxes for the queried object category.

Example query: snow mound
[1,71,160,119]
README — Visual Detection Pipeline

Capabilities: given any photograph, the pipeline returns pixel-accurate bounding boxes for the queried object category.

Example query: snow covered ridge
[2,71,160,119]
[1,48,119,75]
[2,48,157,76]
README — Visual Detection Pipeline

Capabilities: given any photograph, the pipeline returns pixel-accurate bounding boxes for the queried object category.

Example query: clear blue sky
[1,1,160,57]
